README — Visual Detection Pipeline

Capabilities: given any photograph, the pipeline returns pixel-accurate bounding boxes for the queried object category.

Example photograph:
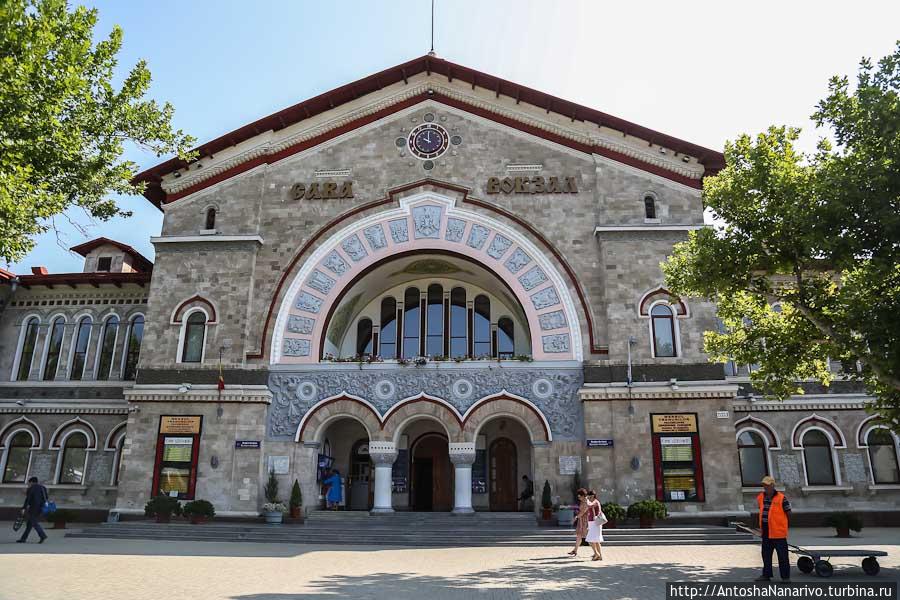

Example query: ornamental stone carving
[542,334,570,353]
[308,270,336,294]
[451,378,474,401]
[532,378,554,399]
[518,266,548,291]
[467,224,490,250]
[413,205,442,239]
[531,287,560,310]
[287,315,315,334]
[363,225,387,249]
[445,218,467,242]
[487,234,513,259]
[322,251,349,276]
[449,442,477,465]
[295,292,323,313]
[538,310,567,330]
[283,339,311,357]
[389,219,409,243]
[368,441,398,466]
[504,248,531,273]
[341,234,368,261]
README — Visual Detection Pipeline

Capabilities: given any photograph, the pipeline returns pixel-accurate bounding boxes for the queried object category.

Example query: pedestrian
[567,488,588,556]
[518,475,534,511]
[755,475,791,582]
[17,476,48,544]
[323,468,343,510]
[585,490,604,561]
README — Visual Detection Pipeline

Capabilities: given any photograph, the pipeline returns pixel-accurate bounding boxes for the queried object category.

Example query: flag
[218,363,225,391]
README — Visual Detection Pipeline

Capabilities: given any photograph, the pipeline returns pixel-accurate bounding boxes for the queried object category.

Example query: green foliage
[0,0,195,263]
[824,511,863,532]
[182,499,215,519]
[541,480,552,510]
[627,500,668,520]
[663,43,900,431]
[601,502,626,521]
[290,479,303,509]
[264,469,280,503]
[143,495,182,518]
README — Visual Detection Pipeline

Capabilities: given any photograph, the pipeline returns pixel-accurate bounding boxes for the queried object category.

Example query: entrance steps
[68,511,755,547]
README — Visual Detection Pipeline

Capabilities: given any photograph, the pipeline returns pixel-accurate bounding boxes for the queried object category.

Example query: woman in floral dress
[568,488,589,556]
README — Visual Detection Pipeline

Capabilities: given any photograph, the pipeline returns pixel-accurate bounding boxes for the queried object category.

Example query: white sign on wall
[559,456,581,475]
[716,410,730,419]
[267,455,290,475]
[660,437,693,446]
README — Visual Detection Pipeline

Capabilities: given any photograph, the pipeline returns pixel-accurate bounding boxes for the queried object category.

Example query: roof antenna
[428,0,436,56]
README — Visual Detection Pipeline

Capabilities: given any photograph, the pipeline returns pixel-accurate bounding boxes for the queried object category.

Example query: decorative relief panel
[363,225,387,250]
[389,219,409,243]
[843,452,868,484]
[322,251,349,276]
[467,224,490,250]
[341,234,368,262]
[531,287,560,310]
[542,334,570,353]
[487,234,513,259]
[518,266,548,291]
[295,292,323,313]
[775,453,801,485]
[283,339,311,357]
[413,205,442,239]
[308,270,336,294]
[504,249,532,273]
[538,310,567,331]
[445,218,467,243]
[287,315,315,334]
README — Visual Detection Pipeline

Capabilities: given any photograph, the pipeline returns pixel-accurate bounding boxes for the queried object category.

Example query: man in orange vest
[755,475,792,582]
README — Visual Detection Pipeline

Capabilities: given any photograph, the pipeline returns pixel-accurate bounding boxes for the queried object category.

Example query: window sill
[46,484,88,491]
[800,485,853,496]
[741,486,785,493]
[199,228,218,235]
[867,484,900,492]
[98,485,119,491]
[644,218,661,224]
[0,483,28,488]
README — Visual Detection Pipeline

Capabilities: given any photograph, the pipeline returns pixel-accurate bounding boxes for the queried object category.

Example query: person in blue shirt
[323,469,343,510]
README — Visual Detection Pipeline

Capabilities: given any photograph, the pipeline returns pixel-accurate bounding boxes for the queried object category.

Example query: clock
[408,123,449,160]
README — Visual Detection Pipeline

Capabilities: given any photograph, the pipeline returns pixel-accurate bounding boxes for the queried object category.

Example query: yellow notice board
[160,416,202,435]
[651,414,697,434]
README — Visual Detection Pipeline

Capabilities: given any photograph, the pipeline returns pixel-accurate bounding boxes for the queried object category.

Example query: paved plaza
[1,526,898,600]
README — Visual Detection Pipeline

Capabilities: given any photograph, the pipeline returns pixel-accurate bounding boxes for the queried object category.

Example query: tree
[663,43,900,430]
[0,0,194,263]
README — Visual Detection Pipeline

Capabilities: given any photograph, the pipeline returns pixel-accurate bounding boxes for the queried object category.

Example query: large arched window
[181,311,207,363]
[95,316,120,380]
[380,297,398,360]
[497,317,515,358]
[42,316,66,381]
[737,430,768,486]
[69,317,92,381]
[402,287,421,358]
[122,315,144,380]
[802,429,836,486]
[2,431,35,483]
[426,284,444,357]
[57,432,89,485]
[449,287,467,359]
[867,428,900,485]
[473,294,491,358]
[14,317,40,381]
[356,318,373,357]
[651,304,677,357]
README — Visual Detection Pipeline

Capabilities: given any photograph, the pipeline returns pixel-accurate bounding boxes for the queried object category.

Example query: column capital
[449,442,476,465]
[369,440,398,466]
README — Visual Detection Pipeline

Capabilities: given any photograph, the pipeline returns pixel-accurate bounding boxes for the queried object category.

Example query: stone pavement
[1,526,897,600]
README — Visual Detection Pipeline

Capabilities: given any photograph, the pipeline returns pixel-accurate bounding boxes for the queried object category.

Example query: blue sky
[9,0,900,273]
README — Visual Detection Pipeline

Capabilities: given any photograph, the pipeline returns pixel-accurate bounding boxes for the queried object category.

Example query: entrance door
[411,434,452,511]
[490,437,517,511]
[349,439,372,510]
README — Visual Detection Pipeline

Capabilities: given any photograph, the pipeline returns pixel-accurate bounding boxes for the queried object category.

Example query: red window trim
[151,415,203,501]
[650,412,705,503]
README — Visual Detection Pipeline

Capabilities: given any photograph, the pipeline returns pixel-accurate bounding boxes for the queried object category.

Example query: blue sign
[586,439,614,448]
[235,440,261,449]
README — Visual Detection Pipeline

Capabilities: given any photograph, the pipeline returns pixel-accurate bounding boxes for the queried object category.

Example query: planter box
[264,511,284,525]
[557,508,575,526]
[189,516,208,525]
[155,515,171,524]
[52,521,66,529]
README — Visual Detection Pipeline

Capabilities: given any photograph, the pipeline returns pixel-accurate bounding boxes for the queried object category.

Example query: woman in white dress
[585,490,604,561]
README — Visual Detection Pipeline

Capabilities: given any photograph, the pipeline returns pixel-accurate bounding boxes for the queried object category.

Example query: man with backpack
[18,476,49,543]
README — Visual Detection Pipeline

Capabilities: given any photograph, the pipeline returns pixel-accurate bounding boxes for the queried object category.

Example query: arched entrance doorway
[411,432,452,511]
[489,437,518,511]
[318,417,370,511]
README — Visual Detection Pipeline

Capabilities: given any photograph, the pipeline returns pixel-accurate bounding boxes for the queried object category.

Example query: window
[379,297,398,359]
[2,432,34,483]
[473,295,491,357]
[867,428,900,484]
[802,429,836,485]
[181,311,207,363]
[122,315,144,380]
[497,317,514,358]
[15,317,39,381]
[651,413,704,502]
[113,436,126,485]
[96,316,120,380]
[426,284,444,357]
[152,416,202,500]
[651,304,676,357]
[58,432,89,484]
[738,430,768,486]
[644,195,657,219]
[204,207,216,230]
[69,317,92,381]
[356,318,373,357]
[97,256,112,272]
[42,317,66,381]
[449,287,467,359]
[402,287,421,358]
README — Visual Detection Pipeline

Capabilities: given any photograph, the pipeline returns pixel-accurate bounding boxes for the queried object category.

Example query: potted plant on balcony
[289,479,304,521]
[824,512,863,538]
[540,480,553,521]
[144,495,182,523]
[601,502,626,529]
[182,499,215,524]
[49,509,75,529]
[627,499,668,528]
[263,469,285,524]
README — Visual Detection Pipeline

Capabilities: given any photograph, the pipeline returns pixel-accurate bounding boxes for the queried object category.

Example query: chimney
[31,266,48,275]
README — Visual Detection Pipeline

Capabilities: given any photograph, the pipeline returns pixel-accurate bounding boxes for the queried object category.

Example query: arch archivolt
[462,392,552,443]
[790,414,847,449]
[272,190,582,363]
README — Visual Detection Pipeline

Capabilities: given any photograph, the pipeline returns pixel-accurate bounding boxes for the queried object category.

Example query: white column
[450,442,476,514]
[368,441,397,513]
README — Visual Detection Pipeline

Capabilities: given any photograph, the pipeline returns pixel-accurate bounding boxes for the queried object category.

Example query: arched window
[96,316,120,380]
[644,194,657,220]
[402,287,421,358]
[426,283,444,357]
[497,317,514,358]
[58,432,89,485]
[204,207,216,230]
[42,316,66,381]
[2,431,34,483]
[449,287,467,359]
[122,315,144,380]
[867,428,900,484]
[737,430,768,486]
[380,297,398,360]
[473,294,491,358]
[69,317,92,381]
[181,311,207,363]
[651,304,676,357]
[356,318,373,357]
[802,429,836,486]
[15,317,40,381]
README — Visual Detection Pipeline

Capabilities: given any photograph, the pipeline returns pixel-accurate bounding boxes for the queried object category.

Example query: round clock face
[408,123,449,160]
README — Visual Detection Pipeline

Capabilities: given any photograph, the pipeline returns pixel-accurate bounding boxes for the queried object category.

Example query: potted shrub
[289,479,304,521]
[825,512,862,538]
[627,499,667,528]
[557,503,575,526]
[50,509,75,529]
[540,480,553,521]
[183,499,215,524]
[144,495,182,523]
[263,469,284,524]
[602,502,626,529]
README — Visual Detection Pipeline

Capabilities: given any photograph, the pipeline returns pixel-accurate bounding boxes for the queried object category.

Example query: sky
[9,0,900,274]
